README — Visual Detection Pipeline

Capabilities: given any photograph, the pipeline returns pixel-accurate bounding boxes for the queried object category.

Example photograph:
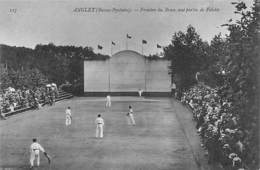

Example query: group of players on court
[66,95,136,138]
[29,94,138,168]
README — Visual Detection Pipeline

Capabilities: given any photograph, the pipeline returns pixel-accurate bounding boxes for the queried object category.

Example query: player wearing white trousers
[106,95,111,107]
[127,105,136,125]
[138,89,143,97]
[30,138,45,167]
[65,107,72,126]
[95,114,104,138]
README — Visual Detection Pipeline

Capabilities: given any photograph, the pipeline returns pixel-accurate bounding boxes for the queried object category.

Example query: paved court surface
[0,97,214,170]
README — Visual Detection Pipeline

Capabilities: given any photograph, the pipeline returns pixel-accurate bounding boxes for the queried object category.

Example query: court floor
[0,97,210,170]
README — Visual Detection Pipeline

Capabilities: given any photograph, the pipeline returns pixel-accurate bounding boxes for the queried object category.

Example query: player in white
[127,105,136,125]
[106,94,111,107]
[65,106,72,126]
[30,138,50,168]
[95,114,104,138]
[138,89,143,97]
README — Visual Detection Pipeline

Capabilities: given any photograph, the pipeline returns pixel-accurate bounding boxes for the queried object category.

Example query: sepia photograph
[0,0,259,169]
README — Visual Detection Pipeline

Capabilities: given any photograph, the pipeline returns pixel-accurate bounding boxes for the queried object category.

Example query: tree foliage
[0,67,48,90]
[164,25,209,91]
[0,43,109,91]
[217,1,259,168]
[165,1,259,168]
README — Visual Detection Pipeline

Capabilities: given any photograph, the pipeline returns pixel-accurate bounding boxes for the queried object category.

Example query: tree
[0,68,12,90]
[202,34,230,87]
[218,1,259,168]
[164,25,209,91]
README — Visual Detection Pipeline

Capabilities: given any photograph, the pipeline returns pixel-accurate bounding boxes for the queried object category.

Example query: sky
[0,0,253,56]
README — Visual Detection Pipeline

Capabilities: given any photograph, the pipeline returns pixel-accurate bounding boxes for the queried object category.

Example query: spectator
[180,84,248,169]
[0,83,58,114]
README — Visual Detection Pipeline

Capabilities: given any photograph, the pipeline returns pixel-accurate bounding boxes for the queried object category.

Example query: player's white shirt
[129,108,133,114]
[106,95,111,101]
[95,117,104,126]
[65,109,72,116]
[30,142,45,154]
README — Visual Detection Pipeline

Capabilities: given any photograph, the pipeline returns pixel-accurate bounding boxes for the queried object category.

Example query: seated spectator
[10,103,14,112]
[0,83,58,114]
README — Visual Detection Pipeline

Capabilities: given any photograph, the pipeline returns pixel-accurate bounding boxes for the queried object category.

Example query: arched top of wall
[110,50,145,64]
[112,50,143,58]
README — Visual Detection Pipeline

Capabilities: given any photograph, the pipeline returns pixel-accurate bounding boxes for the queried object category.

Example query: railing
[3,90,73,117]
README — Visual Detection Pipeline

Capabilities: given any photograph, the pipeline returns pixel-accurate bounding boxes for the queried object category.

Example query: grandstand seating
[3,90,73,117]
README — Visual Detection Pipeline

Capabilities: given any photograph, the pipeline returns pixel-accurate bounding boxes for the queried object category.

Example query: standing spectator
[0,106,6,120]
[171,82,176,97]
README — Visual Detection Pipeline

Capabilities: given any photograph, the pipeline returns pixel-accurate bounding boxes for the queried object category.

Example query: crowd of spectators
[181,84,246,170]
[0,83,58,118]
